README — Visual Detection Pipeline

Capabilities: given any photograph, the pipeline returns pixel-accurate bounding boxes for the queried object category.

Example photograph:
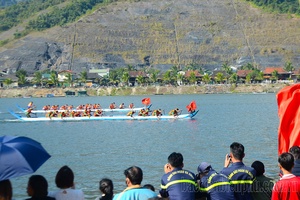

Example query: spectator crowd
[1,142,300,200]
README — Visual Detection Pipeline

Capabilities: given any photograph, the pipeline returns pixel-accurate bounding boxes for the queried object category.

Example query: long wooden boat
[16,104,152,114]
[8,110,199,122]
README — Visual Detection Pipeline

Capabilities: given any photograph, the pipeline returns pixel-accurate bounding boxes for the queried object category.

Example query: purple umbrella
[0,135,51,181]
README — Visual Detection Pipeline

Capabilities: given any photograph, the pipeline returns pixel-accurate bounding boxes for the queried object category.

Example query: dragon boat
[16,104,152,114]
[8,110,199,122]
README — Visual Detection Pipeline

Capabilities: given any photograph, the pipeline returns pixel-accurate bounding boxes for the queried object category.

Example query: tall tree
[66,73,73,87]
[271,70,279,82]
[177,73,184,85]
[3,78,12,88]
[202,74,211,84]
[121,72,130,86]
[136,75,144,86]
[149,69,160,84]
[49,71,58,86]
[229,73,238,86]
[99,75,109,86]
[33,71,43,86]
[222,62,233,83]
[215,72,225,84]
[188,72,197,85]
[284,61,295,79]
[241,63,254,70]
[16,69,27,78]
[127,65,135,71]
[18,74,27,86]
[80,71,88,84]
[246,74,251,84]
[163,71,172,84]
[108,69,119,86]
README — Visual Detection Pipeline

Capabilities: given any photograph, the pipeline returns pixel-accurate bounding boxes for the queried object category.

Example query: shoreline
[0,83,289,98]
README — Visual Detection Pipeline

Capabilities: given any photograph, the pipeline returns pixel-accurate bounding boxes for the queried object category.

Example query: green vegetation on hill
[0,0,68,32]
[27,0,104,31]
[245,0,300,14]
[0,0,119,38]
[0,0,300,70]
[0,0,299,44]
[1,0,299,35]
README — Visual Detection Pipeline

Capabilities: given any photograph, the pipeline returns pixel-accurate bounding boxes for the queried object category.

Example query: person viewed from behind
[143,184,155,192]
[26,108,33,118]
[220,142,256,200]
[160,152,198,200]
[197,162,234,200]
[113,166,157,200]
[126,111,135,117]
[251,161,275,200]
[48,165,85,200]
[272,152,300,200]
[119,103,125,109]
[168,108,180,116]
[289,145,300,176]
[27,101,35,109]
[151,109,162,117]
[128,103,134,109]
[26,175,55,200]
[109,103,116,109]
[0,179,12,200]
[95,178,113,200]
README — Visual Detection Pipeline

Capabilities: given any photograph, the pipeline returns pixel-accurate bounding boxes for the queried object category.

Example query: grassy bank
[0,83,289,98]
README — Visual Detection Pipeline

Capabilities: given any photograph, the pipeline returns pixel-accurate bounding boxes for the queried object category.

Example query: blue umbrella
[0,135,51,181]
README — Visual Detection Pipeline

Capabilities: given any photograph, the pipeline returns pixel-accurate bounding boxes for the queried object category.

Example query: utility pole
[173,21,181,70]
[69,24,76,71]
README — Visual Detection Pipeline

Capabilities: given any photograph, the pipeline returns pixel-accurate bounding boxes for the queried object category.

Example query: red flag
[277,84,300,155]
[142,98,151,105]
[186,101,197,112]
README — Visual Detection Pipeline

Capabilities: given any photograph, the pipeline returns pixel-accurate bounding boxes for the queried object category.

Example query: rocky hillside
[1,0,300,75]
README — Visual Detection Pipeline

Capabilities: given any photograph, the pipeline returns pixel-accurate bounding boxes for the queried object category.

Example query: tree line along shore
[0,83,289,98]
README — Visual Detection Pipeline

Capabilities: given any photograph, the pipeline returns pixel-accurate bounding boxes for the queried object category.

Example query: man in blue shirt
[113,166,157,200]
[220,142,256,200]
[160,152,198,200]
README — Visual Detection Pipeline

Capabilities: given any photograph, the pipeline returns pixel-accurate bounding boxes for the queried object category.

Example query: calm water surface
[0,93,279,199]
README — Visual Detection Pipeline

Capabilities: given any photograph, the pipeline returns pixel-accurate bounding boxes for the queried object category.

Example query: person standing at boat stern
[220,142,256,200]
[159,152,199,200]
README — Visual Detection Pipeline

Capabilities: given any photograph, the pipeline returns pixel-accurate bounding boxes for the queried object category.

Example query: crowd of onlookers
[1,142,300,200]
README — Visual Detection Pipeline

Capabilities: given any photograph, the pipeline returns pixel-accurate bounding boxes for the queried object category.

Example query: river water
[0,93,279,199]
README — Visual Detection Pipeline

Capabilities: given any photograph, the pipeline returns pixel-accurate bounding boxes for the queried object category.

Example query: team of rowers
[25,101,182,118]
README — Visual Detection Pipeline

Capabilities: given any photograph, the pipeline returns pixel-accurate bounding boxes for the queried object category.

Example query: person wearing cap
[197,162,234,200]
[220,142,256,200]
[251,160,275,200]
[159,152,198,200]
